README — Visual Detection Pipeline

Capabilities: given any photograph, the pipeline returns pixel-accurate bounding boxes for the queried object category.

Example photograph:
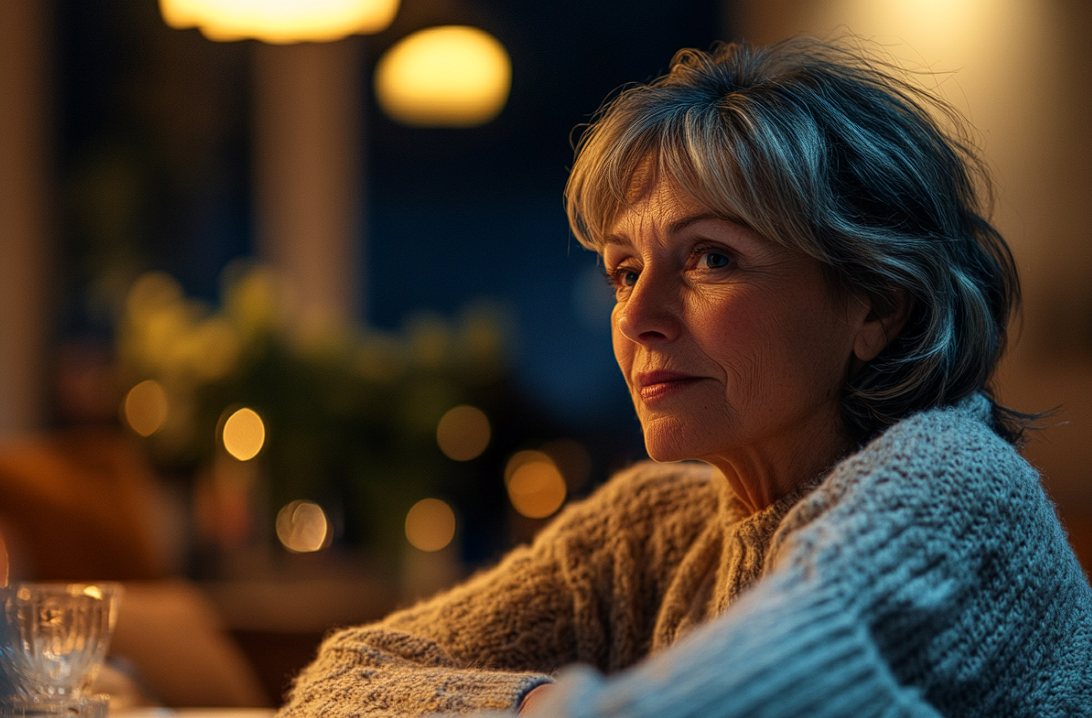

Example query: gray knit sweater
[279,395,1092,717]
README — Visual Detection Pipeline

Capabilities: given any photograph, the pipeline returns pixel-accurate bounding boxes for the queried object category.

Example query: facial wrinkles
[691,281,767,435]
[625,246,813,424]
[612,184,798,396]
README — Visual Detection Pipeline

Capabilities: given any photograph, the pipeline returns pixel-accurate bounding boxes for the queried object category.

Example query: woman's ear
[852,290,913,364]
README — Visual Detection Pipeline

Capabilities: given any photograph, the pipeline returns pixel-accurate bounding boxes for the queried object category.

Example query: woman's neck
[705,425,853,514]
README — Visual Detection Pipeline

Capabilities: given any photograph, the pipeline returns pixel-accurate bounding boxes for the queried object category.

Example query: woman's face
[605,178,873,485]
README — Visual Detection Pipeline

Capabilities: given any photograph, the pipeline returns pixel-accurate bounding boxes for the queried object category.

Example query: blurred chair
[0,428,169,581]
[0,429,269,707]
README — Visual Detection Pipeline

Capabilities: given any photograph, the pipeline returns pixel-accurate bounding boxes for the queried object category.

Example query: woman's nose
[614,274,681,344]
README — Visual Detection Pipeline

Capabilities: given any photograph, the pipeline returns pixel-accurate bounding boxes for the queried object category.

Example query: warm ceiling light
[374,25,512,128]
[159,0,400,43]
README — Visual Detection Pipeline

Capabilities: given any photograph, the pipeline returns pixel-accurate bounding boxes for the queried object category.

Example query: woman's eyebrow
[668,213,721,235]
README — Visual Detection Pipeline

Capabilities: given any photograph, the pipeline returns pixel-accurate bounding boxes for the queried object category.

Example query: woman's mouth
[634,371,703,402]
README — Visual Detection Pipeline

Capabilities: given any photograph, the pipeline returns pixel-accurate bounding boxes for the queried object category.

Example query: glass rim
[2,582,122,596]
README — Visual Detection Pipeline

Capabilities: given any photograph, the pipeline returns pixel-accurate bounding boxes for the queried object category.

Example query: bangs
[565,103,663,251]
[565,83,820,257]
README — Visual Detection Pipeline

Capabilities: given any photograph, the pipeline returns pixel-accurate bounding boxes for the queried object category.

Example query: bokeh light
[404,498,456,552]
[125,271,185,321]
[123,379,169,437]
[504,450,549,483]
[436,405,491,461]
[505,451,567,519]
[275,500,331,553]
[374,26,511,127]
[221,407,266,461]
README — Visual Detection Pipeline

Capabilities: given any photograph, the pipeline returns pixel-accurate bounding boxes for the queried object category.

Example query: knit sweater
[278,395,1092,717]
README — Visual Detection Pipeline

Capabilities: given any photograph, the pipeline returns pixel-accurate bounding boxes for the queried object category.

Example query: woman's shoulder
[845,394,1025,485]
[600,460,721,522]
[785,394,1045,540]
[767,395,1081,598]
[871,393,1012,455]
[535,460,720,549]
[571,459,717,518]
[600,459,718,500]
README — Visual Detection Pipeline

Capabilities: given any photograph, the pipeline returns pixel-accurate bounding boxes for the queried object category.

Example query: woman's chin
[642,429,700,463]
[646,450,693,464]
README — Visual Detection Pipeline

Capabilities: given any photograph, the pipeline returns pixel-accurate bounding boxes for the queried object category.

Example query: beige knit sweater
[279,396,1092,717]
[281,460,798,715]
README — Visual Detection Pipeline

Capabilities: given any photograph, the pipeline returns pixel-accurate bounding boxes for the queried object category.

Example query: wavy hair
[565,37,1026,444]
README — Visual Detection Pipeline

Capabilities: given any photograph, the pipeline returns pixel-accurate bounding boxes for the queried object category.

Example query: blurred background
[1,0,1091,709]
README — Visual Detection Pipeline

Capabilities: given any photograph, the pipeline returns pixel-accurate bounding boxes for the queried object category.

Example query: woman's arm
[278,526,574,718]
[526,574,945,718]
[279,463,718,718]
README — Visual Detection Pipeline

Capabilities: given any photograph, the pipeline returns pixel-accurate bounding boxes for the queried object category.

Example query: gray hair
[565,37,1025,444]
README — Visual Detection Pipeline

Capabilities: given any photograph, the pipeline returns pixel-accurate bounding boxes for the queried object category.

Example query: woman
[279,39,1092,717]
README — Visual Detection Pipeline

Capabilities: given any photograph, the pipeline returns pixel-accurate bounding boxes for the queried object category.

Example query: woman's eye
[605,267,639,292]
[698,251,731,270]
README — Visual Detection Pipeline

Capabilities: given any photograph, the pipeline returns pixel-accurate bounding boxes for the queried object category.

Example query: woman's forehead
[613,178,702,226]
[608,171,756,239]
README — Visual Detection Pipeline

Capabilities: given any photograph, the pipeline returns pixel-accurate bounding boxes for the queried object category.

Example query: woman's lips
[634,371,703,402]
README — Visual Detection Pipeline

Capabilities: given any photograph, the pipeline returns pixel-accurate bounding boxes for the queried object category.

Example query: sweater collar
[718,468,824,538]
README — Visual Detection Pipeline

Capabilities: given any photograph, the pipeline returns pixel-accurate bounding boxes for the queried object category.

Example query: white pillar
[0,0,52,436]
[252,38,364,325]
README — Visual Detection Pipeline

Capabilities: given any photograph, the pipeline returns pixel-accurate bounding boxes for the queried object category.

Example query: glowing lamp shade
[374,26,512,127]
[159,0,400,43]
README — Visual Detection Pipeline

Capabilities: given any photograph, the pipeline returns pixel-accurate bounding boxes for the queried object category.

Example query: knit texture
[278,395,1092,717]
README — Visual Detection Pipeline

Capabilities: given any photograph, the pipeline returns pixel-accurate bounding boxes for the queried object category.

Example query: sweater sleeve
[277,463,719,718]
[277,541,559,718]
[520,400,1092,718]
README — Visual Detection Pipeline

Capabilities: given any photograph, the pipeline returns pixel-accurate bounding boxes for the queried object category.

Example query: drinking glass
[0,582,121,718]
